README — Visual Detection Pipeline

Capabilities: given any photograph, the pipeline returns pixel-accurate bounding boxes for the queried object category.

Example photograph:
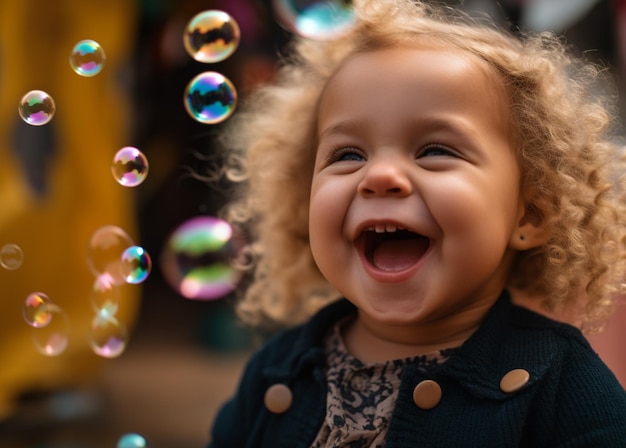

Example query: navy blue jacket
[209,291,626,447]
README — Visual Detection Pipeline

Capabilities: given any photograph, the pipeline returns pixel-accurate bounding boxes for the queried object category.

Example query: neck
[342,301,494,364]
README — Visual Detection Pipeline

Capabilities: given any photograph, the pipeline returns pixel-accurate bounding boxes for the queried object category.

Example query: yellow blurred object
[0,0,140,420]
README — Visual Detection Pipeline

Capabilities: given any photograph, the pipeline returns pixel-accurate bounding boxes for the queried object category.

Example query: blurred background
[0,0,624,447]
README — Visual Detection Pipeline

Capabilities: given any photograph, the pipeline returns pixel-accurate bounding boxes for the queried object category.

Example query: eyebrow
[318,116,479,141]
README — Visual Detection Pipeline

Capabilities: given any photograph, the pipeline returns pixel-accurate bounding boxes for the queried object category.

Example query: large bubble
[160,216,242,300]
[18,90,56,126]
[183,10,240,63]
[272,0,356,40]
[183,71,237,124]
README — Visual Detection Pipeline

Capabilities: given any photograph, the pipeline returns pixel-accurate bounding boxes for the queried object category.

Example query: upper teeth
[368,224,403,233]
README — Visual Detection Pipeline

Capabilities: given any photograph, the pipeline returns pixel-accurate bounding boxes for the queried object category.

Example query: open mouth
[356,226,430,272]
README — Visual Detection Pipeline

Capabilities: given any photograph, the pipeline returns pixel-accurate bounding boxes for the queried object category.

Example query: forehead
[317,46,511,136]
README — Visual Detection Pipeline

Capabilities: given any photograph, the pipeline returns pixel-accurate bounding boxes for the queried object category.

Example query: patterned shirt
[310,318,459,448]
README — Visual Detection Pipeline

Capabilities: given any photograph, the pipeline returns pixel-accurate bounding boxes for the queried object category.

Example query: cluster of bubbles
[86,225,152,358]
[18,39,106,127]
[182,10,240,124]
[22,292,70,357]
[272,0,356,40]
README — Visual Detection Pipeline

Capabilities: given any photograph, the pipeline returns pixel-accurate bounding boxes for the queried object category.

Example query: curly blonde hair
[219,0,626,330]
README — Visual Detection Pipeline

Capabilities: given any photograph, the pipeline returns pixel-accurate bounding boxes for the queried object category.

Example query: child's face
[309,47,525,327]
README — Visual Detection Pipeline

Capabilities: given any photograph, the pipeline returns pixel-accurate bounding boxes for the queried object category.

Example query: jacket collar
[263,290,585,399]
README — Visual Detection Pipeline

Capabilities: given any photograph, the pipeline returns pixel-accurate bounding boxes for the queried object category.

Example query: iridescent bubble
[31,304,70,357]
[87,225,135,286]
[272,0,356,40]
[183,10,240,63]
[69,39,106,77]
[117,433,149,448]
[120,245,152,284]
[1,243,24,270]
[112,146,149,187]
[23,292,54,328]
[90,313,127,358]
[91,275,121,316]
[183,71,237,124]
[18,90,56,126]
[160,216,242,300]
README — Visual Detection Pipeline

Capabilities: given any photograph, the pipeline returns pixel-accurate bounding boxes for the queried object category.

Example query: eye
[327,146,366,163]
[418,144,457,158]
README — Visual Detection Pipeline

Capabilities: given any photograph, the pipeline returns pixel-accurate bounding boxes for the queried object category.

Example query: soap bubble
[112,146,149,187]
[87,225,135,286]
[69,39,106,77]
[1,243,24,270]
[117,433,149,448]
[160,216,242,300]
[90,275,121,316]
[23,292,54,328]
[272,0,355,40]
[183,10,240,63]
[89,313,127,358]
[120,245,152,284]
[31,304,70,357]
[18,90,56,126]
[183,71,237,124]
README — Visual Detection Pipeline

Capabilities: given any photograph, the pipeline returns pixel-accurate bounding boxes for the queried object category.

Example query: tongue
[371,239,425,271]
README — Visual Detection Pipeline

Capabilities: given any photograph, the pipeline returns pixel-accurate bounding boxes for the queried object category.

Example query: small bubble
[1,243,24,270]
[112,146,149,187]
[69,39,106,77]
[18,90,56,126]
[120,245,152,284]
[89,314,127,358]
[272,0,355,40]
[183,10,240,63]
[183,71,237,124]
[117,433,149,448]
[31,304,70,357]
[23,292,54,328]
[160,216,242,300]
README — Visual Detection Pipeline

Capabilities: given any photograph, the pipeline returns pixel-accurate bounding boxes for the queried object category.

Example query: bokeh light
[183,71,237,124]
[120,245,152,284]
[31,304,70,357]
[160,216,242,300]
[23,292,54,328]
[112,146,149,187]
[69,39,106,77]
[272,0,355,40]
[87,225,135,286]
[89,313,128,359]
[183,10,240,63]
[117,433,149,448]
[0,243,24,270]
[18,90,56,126]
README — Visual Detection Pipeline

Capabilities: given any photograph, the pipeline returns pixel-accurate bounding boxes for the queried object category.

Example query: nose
[358,157,413,197]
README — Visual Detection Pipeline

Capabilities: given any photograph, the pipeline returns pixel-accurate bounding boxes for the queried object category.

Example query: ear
[509,202,547,250]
